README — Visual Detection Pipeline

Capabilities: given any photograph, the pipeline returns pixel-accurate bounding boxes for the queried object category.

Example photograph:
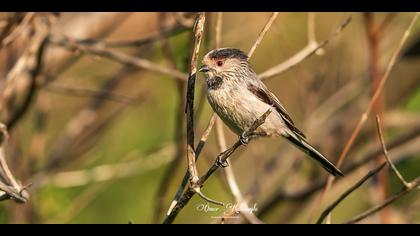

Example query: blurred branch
[248,12,278,58]
[345,177,420,224]
[153,13,188,223]
[48,34,187,81]
[258,15,352,80]
[37,144,175,188]
[375,116,411,189]
[2,12,36,47]
[43,47,151,172]
[339,116,419,224]
[100,24,190,48]
[164,109,272,224]
[311,12,419,222]
[44,13,132,80]
[43,83,140,106]
[0,13,24,49]
[364,12,389,224]
[316,162,387,224]
[0,124,29,203]
[2,15,50,130]
[256,121,420,219]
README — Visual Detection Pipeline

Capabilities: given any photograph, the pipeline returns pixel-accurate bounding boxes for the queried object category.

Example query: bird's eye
[216,60,223,67]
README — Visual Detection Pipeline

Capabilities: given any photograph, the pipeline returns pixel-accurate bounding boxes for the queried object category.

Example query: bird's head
[199,48,249,80]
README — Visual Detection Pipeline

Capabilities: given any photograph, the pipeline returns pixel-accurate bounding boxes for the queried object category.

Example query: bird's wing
[247,81,306,138]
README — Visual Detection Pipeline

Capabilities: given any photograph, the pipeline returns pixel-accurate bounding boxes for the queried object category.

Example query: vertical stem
[364,12,388,224]
[185,13,206,187]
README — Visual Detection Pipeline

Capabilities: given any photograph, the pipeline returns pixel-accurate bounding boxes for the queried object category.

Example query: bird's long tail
[285,133,343,177]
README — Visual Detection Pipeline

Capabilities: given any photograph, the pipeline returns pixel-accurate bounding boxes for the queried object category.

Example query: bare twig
[258,15,352,80]
[0,124,29,203]
[166,113,217,216]
[2,12,36,46]
[153,13,188,223]
[375,116,411,188]
[316,162,387,224]
[312,13,419,222]
[185,12,206,189]
[164,109,272,224]
[2,15,50,130]
[48,35,187,81]
[248,13,278,58]
[256,122,420,219]
[100,24,189,48]
[344,177,420,224]
[44,83,140,105]
[364,12,389,223]
[215,12,223,48]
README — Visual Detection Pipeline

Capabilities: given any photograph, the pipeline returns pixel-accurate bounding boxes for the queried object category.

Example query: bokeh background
[0,12,419,224]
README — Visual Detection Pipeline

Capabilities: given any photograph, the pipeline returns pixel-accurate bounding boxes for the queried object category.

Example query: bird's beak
[199,65,210,73]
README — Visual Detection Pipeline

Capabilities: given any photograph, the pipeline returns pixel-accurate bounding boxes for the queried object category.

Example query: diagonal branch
[163,109,272,224]
[0,124,29,203]
[316,162,387,224]
[311,12,419,222]
[48,34,187,81]
[344,177,420,224]
[248,12,279,58]
[258,15,352,80]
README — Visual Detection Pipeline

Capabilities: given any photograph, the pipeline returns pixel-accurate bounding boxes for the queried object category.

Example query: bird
[198,47,343,177]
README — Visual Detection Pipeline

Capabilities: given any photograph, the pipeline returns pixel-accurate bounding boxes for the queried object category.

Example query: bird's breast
[206,83,275,135]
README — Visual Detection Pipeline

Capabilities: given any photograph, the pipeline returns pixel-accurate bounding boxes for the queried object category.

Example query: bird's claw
[216,155,229,168]
[239,134,249,145]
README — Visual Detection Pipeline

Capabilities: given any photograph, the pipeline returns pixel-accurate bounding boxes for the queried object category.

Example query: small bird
[199,48,343,176]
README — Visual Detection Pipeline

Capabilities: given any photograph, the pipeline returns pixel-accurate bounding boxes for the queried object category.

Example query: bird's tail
[285,134,343,177]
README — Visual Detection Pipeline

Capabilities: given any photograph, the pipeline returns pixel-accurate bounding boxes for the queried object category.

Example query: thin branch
[375,116,411,188]
[164,109,272,224]
[48,34,187,81]
[152,13,188,223]
[0,124,29,203]
[100,24,189,48]
[307,13,316,43]
[215,12,223,48]
[316,162,387,224]
[248,12,278,58]
[312,12,419,222]
[166,113,217,216]
[3,15,50,130]
[256,122,420,219]
[43,83,140,106]
[2,12,36,46]
[345,177,420,224]
[258,15,352,80]
[185,12,206,189]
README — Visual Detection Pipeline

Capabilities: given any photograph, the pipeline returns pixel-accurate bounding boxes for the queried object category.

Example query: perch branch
[164,109,272,224]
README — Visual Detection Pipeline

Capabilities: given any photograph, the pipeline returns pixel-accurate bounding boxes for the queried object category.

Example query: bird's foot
[216,154,229,168]
[239,134,249,146]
